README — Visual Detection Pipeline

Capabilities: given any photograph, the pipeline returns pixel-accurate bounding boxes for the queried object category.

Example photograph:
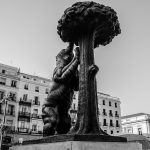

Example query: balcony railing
[0,110,4,114]
[115,114,119,118]
[31,130,43,134]
[19,98,32,105]
[109,123,114,127]
[70,109,77,113]
[0,82,6,85]
[32,101,40,106]
[18,128,29,133]
[31,114,39,119]
[18,111,30,118]
[103,112,107,116]
[116,124,120,128]
[31,114,42,119]
[4,125,15,134]
[6,111,15,116]
[109,113,113,117]
[103,123,108,126]
[8,96,16,102]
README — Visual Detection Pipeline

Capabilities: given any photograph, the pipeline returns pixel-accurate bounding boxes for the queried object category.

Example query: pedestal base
[10,134,142,150]
[11,141,142,150]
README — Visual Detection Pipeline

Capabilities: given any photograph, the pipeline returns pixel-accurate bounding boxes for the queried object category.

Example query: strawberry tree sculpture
[57,1,121,135]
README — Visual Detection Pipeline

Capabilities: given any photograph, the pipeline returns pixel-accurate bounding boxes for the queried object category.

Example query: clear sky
[0,0,150,116]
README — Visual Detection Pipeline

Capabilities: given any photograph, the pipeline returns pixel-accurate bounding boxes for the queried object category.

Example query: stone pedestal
[10,141,142,150]
[10,134,142,150]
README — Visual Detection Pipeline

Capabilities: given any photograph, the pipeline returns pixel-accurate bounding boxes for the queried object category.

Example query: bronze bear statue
[42,43,79,136]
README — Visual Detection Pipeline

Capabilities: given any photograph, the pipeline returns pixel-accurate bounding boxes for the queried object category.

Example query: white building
[0,63,19,130]
[70,92,122,135]
[17,72,50,135]
[121,113,150,137]
[0,63,51,140]
[97,92,121,135]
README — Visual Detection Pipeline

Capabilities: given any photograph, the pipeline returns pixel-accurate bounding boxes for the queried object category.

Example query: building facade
[0,63,51,142]
[0,63,19,130]
[70,92,122,135]
[121,113,150,137]
[97,92,121,135]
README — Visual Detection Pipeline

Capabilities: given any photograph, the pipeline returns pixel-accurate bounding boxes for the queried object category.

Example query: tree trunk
[69,30,105,134]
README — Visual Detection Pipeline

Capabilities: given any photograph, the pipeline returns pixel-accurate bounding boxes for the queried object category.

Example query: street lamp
[0,95,8,150]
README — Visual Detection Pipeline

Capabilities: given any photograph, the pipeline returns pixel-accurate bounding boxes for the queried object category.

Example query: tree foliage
[57,1,121,48]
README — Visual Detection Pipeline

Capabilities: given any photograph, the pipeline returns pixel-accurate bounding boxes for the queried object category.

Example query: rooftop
[121,113,149,119]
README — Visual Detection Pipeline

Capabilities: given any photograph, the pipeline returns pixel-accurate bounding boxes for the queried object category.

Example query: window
[6,120,13,126]
[33,96,39,105]
[127,127,133,133]
[109,101,111,106]
[7,104,15,115]
[0,77,6,85]
[103,119,107,126]
[116,120,119,127]
[138,128,142,135]
[2,70,5,74]
[23,94,28,101]
[20,121,25,129]
[115,111,119,117]
[104,130,107,133]
[33,109,38,115]
[103,109,107,116]
[110,119,113,126]
[45,88,49,94]
[24,84,28,90]
[73,103,76,110]
[111,130,113,134]
[0,91,5,100]
[32,124,37,131]
[109,110,113,116]
[73,94,76,100]
[102,100,105,105]
[21,106,27,113]
[11,80,17,87]
[35,86,39,92]
[9,92,16,101]
[0,104,3,114]
[115,102,117,108]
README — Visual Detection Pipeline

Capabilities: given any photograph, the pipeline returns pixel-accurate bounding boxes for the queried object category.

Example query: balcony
[6,111,15,116]
[18,128,29,133]
[32,101,40,106]
[8,96,16,102]
[103,123,108,126]
[0,82,6,85]
[109,123,114,127]
[116,124,120,128]
[70,109,77,114]
[31,114,42,119]
[19,98,31,106]
[31,114,39,119]
[103,112,107,116]
[18,111,30,118]
[115,114,119,118]
[109,113,113,117]
[4,125,15,134]
[31,130,43,134]
[0,110,3,114]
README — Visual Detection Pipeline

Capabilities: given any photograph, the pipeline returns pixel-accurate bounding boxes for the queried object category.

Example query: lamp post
[0,96,8,150]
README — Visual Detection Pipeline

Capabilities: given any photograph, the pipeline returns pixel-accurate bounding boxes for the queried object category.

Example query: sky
[0,0,150,116]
